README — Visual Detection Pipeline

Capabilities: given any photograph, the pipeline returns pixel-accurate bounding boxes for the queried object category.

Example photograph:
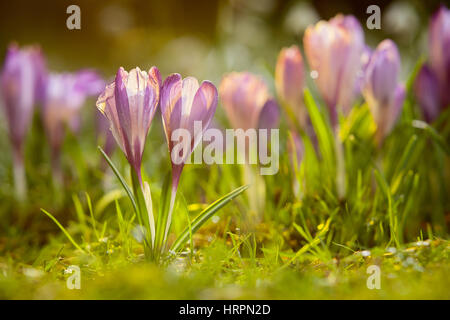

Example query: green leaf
[98,146,139,216]
[41,208,85,253]
[170,185,249,253]
[303,88,335,177]
[391,135,418,190]
[373,169,398,247]
[85,192,99,241]
[412,120,450,155]
[154,171,173,256]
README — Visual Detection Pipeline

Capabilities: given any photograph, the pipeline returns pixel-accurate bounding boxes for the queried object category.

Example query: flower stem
[334,126,346,200]
[12,149,26,201]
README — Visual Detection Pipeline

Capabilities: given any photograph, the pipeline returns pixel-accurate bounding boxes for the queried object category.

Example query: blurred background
[0,0,445,84]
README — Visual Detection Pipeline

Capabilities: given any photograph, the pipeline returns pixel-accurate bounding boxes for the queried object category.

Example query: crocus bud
[161,73,218,191]
[220,72,280,131]
[0,44,47,198]
[304,14,365,126]
[44,70,104,157]
[362,39,405,143]
[160,73,218,240]
[275,45,306,128]
[96,67,161,182]
[429,5,450,107]
[0,44,46,155]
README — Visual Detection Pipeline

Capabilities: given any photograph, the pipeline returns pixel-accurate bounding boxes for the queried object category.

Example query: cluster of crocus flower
[0,44,47,199]
[274,13,408,199]
[96,67,218,252]
[301,13,407,142]
[0,43,107,197]
[415,6,450,122]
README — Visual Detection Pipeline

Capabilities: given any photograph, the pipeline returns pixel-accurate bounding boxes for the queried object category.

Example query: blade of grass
[98,146,138,216]
[85,192,99,241]
[41,208,85,253]
[170,185,249,253]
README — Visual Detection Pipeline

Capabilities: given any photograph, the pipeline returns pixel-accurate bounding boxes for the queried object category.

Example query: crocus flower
[275,45,307,128]
[0,44,47,198]
[43,70,104,158]
[220,72,280,132]
[160,73,218,239]
[415,6,450,122]
[304,14,365,126]
[362,39,405,144]
[96,67,161,182]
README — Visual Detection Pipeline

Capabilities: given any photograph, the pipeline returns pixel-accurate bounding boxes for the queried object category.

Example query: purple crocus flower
[220,72,280,132]
[43,70,104,175]
[160,73,218,239]
[0,44,47,198]
[303,14,365,126]
[362,39,405,144]
[275,45,307,128]
[96,67,161,183]
[415,6,450,121]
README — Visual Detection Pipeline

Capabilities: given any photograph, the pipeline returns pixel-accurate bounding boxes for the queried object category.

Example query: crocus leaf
[130,168,153,253]
[412,120,450,155]
[170,185,249,253]
[41,208,85,253]
[154,171,173,256]
[373,168,398,247]
[303,88,335,179]
[98,146,139,216]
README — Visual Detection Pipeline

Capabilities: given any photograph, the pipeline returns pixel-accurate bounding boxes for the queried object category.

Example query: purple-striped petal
[96,66,160,179]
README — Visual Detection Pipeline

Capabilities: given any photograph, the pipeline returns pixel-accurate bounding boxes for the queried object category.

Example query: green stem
[130,167,153,260]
